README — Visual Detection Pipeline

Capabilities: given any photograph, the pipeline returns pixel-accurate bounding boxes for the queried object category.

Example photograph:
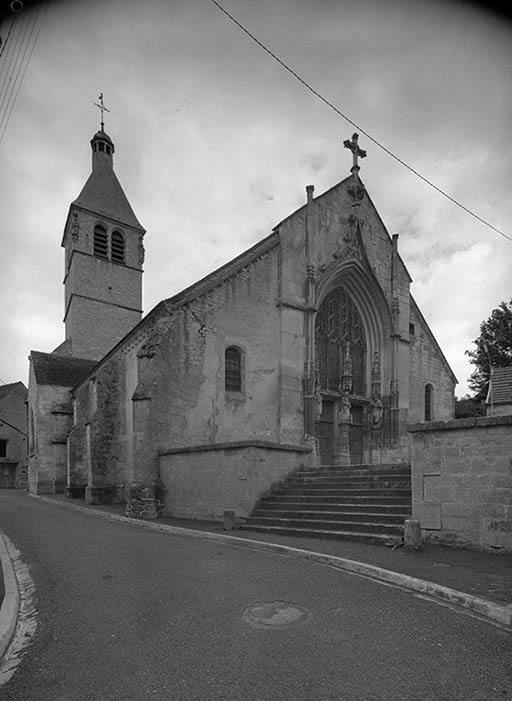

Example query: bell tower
[60,98,145,361]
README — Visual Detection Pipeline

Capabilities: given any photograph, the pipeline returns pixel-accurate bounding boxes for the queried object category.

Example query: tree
[466,299,512,400]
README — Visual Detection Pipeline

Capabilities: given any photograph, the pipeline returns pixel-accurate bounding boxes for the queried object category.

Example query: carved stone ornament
[333,215,364,262]
[369,393,383,429]
[347,181,365,202]
[138,236,145,266]
[137,331,162,359]
[71,212,80,241]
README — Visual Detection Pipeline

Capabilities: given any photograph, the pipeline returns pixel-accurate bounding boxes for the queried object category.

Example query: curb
[29,494,512,629]
[0,532,20,660]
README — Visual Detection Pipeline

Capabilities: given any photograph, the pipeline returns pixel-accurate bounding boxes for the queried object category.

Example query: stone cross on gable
[343,132,367,173]
[94,93,110,131]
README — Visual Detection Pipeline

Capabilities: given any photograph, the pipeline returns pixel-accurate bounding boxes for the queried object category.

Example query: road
[0,490,511,700]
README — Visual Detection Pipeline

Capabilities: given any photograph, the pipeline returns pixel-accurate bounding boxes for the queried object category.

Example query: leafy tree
[466,299,512,400]
[454,396,484,418]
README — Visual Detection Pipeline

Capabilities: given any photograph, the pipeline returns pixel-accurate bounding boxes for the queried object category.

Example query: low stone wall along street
[159,440,309,522]
[409,415,512,553]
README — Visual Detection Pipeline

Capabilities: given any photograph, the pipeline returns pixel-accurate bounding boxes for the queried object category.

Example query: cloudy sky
[1,0,511,397]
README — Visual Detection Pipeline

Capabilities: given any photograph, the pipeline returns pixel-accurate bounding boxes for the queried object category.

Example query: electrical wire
[209,0,512,244]
[0,3,46,147]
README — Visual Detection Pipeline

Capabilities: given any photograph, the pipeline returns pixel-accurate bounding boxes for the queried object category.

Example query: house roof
[30,351,97,387]
[486,366,512,405]
[0,381,27,401]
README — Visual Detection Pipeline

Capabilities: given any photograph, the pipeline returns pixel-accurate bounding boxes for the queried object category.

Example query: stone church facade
[28,127,456,521]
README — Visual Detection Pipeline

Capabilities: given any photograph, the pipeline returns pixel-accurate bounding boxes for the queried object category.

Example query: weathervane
[343,132,367,174]
[94,93,110,131]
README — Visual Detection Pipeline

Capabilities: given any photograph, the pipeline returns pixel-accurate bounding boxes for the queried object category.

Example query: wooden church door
[314,286,367,465]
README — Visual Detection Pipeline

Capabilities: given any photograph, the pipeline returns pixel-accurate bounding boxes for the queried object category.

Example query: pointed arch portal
[314,284,368,464]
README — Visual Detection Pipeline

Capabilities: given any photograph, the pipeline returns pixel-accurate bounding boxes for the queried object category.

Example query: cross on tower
[94,93,110,131]
[343,132,367,173]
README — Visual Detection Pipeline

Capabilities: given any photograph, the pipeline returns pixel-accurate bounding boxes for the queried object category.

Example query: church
[28,118,456,528]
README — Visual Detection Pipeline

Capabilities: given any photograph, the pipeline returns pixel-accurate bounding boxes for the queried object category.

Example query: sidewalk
[40,494,512,613]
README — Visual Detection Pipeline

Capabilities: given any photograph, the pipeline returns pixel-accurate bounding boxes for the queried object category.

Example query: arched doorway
[314,286,367,464]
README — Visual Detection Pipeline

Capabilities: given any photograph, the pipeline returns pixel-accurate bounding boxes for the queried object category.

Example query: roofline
[72,230,281,393]
[410,296,458,384]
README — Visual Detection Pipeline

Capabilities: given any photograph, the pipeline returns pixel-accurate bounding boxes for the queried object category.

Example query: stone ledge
[408,414,512,433]
[159,440,310,456]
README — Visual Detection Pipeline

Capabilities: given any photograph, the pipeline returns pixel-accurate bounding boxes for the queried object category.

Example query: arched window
[93,224,108,258]
[315,286,367,395]
[424,384,434,421]
[225,347,242,392]
[111,230,125,264]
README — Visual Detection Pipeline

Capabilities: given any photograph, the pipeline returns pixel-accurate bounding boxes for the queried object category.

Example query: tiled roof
[30,351,97,387]
[487,366,512,405]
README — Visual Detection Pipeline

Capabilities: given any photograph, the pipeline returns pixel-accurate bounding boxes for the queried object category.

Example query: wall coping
[159,440,310,456]
[408,414,512,433]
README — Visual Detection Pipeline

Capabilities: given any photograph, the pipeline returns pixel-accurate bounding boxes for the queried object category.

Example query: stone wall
[159,441,309,520]
[408,302,455,424]
[28,379,72,494]
[409,415,512,552]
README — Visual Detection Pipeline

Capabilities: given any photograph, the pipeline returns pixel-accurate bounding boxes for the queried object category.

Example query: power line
[208,0,512,244]
[0,3,46,147]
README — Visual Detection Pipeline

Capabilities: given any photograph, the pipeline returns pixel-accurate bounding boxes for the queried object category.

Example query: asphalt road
[0,490,511,701]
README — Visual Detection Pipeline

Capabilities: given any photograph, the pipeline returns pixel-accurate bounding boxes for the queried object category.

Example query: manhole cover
[242,601,309,628]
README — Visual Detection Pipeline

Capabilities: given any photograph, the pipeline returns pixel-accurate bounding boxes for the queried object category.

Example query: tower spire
[94,93,110,132]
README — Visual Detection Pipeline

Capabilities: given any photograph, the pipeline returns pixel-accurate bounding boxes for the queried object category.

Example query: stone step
[238,524,403,546]
[264,494,412,506]
[290,478,411,489]
[274,487,412,498]
[244,515,404,535]
[251,508,409,524]
[298,465,411,478]
[257,501,412,515]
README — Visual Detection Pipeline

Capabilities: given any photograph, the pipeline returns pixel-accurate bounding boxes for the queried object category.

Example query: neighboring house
[486,366,512,416]
[28,124,457,523]
[0,381,28,488]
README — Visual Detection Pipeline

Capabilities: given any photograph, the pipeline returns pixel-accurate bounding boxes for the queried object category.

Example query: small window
[93,225,108,258]
[0,439,7,458]
[409,323,415,336]
[111,230,125,264]
[424,384,434,421]
[225,347,242,392]
[98,142,105,152]
[106,145,112,155]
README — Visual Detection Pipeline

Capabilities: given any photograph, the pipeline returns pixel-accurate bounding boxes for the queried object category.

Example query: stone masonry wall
[409,415,512,552]
[408,305,455,423]
[159,441,309,520]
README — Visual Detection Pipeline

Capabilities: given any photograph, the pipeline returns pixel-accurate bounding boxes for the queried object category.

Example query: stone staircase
[239,463,412,545]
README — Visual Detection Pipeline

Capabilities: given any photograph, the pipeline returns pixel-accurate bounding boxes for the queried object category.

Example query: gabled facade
[0,381,28,488]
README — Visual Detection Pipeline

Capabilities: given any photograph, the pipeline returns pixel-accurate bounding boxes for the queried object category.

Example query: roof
[30,351,97,387]
[0,381,27,401]
[71,158,144,231]
[486,366,512,405]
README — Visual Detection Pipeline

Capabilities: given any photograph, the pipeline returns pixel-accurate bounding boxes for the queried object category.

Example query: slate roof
[71,158,144,231]
[30,351,97,387]
[487,366,512,405]
[0,381,27,401]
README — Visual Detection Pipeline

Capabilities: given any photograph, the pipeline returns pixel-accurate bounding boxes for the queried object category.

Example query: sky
[0,0,511,398]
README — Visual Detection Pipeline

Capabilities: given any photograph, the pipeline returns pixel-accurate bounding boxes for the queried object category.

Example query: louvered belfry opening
[93,225,108,258]
[315,286,366,395]
[111,230,125,264]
